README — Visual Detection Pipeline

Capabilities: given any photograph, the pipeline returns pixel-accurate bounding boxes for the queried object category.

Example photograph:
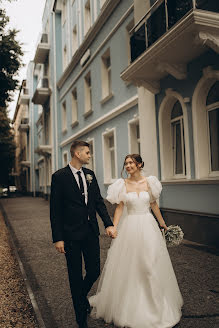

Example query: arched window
[159,91,191,181]
[171,101,186,177]
[206,81,219,173]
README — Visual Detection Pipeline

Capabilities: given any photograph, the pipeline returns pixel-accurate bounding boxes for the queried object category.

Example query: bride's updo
[121,154,144,177]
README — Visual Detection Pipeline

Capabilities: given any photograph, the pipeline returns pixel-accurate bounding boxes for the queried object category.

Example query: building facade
[121,0,219,247]
[14,0,219,247]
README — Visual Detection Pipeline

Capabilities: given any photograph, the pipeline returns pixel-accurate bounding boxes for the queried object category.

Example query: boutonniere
[86,174,93,185]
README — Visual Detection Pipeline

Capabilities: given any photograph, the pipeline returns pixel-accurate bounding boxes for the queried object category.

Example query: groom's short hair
[70,140,90,157]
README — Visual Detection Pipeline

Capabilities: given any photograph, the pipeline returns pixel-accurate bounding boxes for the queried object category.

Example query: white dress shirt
[69,163,88,205]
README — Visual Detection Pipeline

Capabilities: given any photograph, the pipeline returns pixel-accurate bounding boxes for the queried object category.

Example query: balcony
[35,145,52,157]
[121,0,219,93]
[34,33,50,63]
[19,88,30,105]
[32,77,51,105]
[18,118,29,132]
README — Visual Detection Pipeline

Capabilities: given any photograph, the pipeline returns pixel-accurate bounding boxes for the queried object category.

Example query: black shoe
[85,298,91,314]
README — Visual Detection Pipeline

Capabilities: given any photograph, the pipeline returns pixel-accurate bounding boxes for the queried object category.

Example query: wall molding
[58,3,134,98]
[60,95,138,147]
[57,0,124,89]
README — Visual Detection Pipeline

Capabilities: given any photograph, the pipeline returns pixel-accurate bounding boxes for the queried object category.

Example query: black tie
[76,171,85,200]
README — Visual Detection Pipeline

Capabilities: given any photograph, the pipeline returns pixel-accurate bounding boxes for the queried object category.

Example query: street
[1,197,219,328]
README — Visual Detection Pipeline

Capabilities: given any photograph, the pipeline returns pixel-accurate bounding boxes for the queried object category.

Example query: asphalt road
[1,197,219,328]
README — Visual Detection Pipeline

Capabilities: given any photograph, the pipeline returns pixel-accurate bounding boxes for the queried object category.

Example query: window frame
[102,128,118,184]
[84,0,91,36]
[71,87,78,126]
[206,101,219,176]
[62,100,67,133]
[171,115,186,178]
[84,71,92,116]
[128,117,141,154]
[101,48,113,101]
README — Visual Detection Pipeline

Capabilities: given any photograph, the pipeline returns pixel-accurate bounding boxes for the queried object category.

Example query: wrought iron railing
[130,0,219,63]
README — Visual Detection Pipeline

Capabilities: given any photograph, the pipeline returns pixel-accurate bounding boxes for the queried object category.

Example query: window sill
[71,120,79,128]
[100,92,114,105]
[83,109,93,119]
[62,128,67,135]
[161,178,219,185]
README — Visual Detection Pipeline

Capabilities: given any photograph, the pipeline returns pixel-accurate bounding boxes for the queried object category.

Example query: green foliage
[0,7,23,107]
[0,107,16,186]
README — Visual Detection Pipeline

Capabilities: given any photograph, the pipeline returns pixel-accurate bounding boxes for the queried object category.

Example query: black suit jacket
[50,165,113,243]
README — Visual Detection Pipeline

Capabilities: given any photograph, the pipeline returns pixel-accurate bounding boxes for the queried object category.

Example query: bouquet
[162,225,184,247]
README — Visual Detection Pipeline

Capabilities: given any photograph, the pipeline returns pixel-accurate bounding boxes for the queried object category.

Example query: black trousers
[65,225,100,325]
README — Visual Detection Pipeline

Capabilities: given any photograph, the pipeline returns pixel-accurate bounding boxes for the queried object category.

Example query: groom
[50,140,116,328]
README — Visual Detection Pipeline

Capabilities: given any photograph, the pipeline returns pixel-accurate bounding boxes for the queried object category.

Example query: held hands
[55,240,66,254]
[106,226,117,239]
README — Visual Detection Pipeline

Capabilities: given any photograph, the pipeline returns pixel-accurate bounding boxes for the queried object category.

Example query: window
[129,118,141,154]
[72,25,78,55]
[171,101,186,177]
[86,139,95,171]
[84,0,91,35]
[158,90,191,180]
[62,101,67,132]
[63,45,67,70]
[71,88,78,125]
[126,19,134,64]
[84,71,92,115]
[206,81,219,173]
[101,49,112,100]
[103,129,117,183]
[63,151,68,167]
[62,0,67,25]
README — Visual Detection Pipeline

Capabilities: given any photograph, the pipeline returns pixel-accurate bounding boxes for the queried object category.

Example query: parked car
[0,187,8,197]
[9,185,17,193]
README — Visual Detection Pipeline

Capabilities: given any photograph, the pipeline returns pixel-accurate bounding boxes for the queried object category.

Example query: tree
[0,6,23,107]
[0,2,22,186]
[0,107,16,186]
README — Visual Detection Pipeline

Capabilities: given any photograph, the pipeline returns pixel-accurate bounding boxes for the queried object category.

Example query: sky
[2,0,46,119]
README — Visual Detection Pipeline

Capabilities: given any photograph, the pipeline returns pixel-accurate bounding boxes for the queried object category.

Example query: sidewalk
[0,197,219,328]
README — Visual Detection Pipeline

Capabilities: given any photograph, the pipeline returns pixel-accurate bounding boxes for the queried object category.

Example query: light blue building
[15,0,219,247]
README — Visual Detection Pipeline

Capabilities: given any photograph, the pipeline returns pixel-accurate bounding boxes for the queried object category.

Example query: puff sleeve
[147,175,162,203]
[106,179,126,204]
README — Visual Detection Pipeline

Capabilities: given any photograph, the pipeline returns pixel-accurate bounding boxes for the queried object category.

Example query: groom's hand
[55,241,66,254]
[106,226,117,239]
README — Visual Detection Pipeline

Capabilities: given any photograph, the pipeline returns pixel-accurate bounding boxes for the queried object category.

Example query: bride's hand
[160,223,168,231]
[106,226,117,238]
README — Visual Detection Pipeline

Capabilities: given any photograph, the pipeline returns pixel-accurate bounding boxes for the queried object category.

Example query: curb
[0,201,47,328]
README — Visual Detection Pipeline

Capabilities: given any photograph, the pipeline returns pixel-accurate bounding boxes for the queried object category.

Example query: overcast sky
[2,0,46,119]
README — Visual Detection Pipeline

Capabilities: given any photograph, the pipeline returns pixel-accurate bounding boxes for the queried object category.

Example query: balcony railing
[34,33,50,63]
[130,0,219,63]
[32,77,51,105]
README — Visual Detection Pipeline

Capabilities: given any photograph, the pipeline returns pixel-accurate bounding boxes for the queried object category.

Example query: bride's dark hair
[121,154,144,177]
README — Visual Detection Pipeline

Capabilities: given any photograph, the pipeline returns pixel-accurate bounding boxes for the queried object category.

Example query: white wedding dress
[89,176,183,328]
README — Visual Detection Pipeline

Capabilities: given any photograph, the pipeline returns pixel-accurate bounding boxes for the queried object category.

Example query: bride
[89,154,183,328]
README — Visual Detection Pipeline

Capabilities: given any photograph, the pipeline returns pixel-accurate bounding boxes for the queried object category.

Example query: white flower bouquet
[162,225,184,247]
